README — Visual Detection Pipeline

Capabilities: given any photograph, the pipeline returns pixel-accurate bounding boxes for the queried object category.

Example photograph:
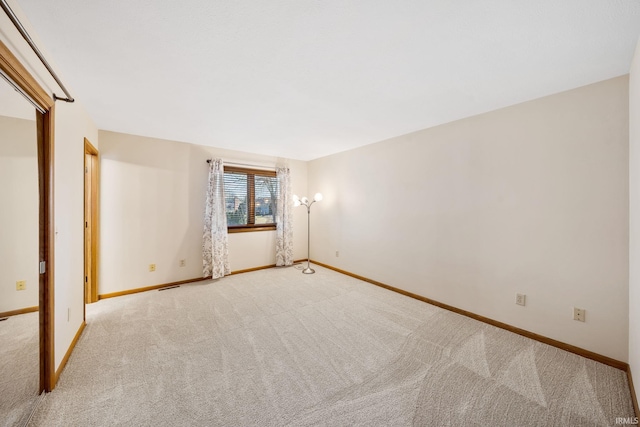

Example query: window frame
[224,166,278,233]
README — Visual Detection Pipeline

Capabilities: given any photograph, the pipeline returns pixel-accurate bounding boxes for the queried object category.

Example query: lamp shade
[313,193,323,202]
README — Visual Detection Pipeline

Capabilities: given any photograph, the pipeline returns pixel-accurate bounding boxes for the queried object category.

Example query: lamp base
[302,267,315,274]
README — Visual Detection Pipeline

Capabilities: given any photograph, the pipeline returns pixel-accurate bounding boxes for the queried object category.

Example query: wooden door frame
[0,40,55,392]
[84,138,99,304]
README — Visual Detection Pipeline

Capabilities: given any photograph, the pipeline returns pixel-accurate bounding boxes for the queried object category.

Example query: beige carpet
[29,265,634,426]
[0,311,39,427]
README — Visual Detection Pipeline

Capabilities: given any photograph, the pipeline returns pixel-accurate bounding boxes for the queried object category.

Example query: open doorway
[0,38,55,398]
[84,138,99,305]
[0,71,40,426]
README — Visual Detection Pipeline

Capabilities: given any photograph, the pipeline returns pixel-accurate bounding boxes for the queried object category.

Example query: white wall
[53,103,98,369]
[629,39,640,391]
[0,0,99,371]
[309,76,630,362]
[98,131,308,295]
[0,115,38,312]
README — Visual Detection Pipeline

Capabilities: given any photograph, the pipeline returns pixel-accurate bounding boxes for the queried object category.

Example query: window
[224,166,279,232]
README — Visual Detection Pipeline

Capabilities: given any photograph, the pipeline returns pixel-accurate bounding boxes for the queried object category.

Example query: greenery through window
[224,166,279,232]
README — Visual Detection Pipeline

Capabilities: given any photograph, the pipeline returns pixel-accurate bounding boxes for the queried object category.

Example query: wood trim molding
[311,260,629,372]
[84,138,98,155]
[629,365,639,418]
[228,225,276,233]
[231,259,307,275]
[0,306,39,318]
[98,260,307,300]
[38,106,55,392]
[98,277,213,300]
[224,166,276,176]
[0,40,53,110]
[55,321,85,383]
[84,138,99,304]
[231,264,277,275]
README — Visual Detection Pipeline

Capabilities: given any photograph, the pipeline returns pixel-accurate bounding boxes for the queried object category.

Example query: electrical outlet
[179,259,186,267]
[335,251,340,257]
[16,280,26,291]
[573,307,585,322]
[515,293,526,306]
[149,264,156,272]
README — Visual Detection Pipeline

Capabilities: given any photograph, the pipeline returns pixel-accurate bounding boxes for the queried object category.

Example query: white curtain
[275,167,294,266]
[203,158,230,279]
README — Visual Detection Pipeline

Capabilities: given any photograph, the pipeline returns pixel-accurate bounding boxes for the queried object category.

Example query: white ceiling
[14,0,640,161]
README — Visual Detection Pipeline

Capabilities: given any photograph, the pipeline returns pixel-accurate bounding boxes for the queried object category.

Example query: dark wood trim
[38,106,55,392]
[248,173,256,225]
[311,260,629,371]
[0,306,39,318]
[224,166,276,177]
[228,225,276,233]
[98,277,213,300]
[54,321,85,383]
[629,365,639,418]
[0,40,53,110]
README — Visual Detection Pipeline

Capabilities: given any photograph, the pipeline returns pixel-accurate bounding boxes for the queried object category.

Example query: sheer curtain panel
[275,167,294,266]
[203,158,230,278]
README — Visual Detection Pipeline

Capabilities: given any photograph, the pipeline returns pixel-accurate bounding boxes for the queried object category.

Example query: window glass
[255,175,278,224]
[224,172,248,226]
[223,167,278,231]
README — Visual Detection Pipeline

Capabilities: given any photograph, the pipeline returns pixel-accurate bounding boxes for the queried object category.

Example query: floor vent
[0,317,8,322]
[158,285,180,292]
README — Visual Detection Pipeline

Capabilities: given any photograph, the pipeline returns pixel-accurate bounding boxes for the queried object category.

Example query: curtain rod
[206,159,275,170]
[0,0,74,103]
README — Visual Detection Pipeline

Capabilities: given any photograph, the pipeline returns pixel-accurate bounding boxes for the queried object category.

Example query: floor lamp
[293,193,323,274]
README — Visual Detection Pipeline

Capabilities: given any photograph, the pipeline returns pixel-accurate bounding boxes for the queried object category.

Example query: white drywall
[98,131,308,295]
[53,102,99,370]
[309,76,630,362]
[0,0,100,372]
[0,115,38,313]
[629,38,640,392]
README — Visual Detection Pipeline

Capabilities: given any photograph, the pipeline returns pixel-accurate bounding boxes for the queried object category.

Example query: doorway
[0,39,55,396]
[84,138,99,304]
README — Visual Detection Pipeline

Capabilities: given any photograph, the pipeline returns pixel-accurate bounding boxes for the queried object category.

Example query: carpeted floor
[28,265,634,426]
[0,311,39,427]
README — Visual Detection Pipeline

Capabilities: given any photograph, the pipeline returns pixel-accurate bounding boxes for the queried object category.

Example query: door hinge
[39,261,46,274]
[85,167,88,173]
[85,276,88,283]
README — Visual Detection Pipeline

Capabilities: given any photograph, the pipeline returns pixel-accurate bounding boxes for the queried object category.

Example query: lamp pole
[303,203,314,274]
[294,193,323,274]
